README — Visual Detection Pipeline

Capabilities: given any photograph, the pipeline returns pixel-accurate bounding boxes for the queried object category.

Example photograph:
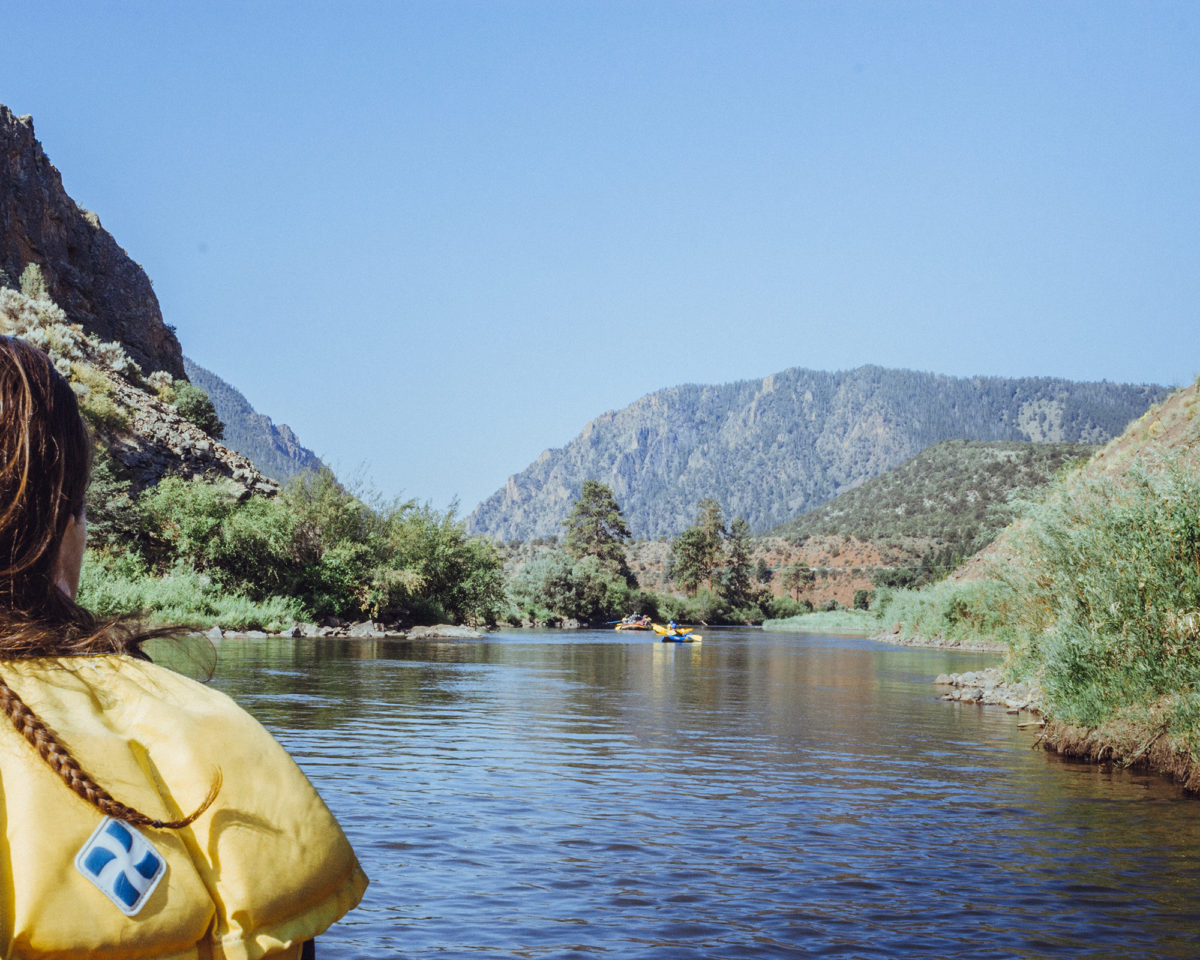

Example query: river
[199,628,1200,959]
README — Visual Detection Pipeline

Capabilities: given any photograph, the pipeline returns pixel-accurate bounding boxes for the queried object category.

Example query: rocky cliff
[468,366,1169,541]
[1,282,276,500]
[0,104,183,378]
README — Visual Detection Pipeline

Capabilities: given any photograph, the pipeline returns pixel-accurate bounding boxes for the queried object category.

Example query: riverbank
[870,627,1006,652]
[762,610,877,635]
[1039,717,1200,793]
[934,667,1044,716]
[913,640,1200,795]
[202,620,484,641]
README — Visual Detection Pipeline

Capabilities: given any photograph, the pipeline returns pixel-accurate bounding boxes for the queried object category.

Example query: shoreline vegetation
[852,381,1200,794]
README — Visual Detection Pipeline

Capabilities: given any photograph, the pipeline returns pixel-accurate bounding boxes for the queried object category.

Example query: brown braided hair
[0,336,218,828]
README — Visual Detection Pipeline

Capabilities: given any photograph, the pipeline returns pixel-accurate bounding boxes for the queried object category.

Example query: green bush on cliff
[171,380,225,439]
[19,263,49,300]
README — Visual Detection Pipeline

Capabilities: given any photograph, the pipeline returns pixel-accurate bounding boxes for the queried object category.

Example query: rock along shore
[204,621,485,641]
[871,631,1045,718]
[933,667,1045,717]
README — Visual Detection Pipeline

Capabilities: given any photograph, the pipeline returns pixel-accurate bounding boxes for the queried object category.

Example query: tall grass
[880,453,1200,752]
[872,579,1022,649]
[79,553,306,631]
[762,608,878,635]
[1006,457,1200,735]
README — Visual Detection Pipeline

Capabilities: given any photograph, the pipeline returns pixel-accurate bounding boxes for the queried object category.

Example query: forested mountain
[770,440,1095,546]
[183,358,324,483]
[467,366,1167,541]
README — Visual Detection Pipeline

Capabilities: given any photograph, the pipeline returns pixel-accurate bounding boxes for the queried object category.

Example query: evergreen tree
[670,498,727,594]
[754,558,773,584]
[782,562,815,601]
[670,526,709,595]
[563,479,633,581]
[720,516,754,607]
[694,497,726,591]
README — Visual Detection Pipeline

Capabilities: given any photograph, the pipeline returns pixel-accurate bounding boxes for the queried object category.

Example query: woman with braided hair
[0,337,366,958]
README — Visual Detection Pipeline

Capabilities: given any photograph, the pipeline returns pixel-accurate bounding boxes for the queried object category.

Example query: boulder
[407,624,484,640]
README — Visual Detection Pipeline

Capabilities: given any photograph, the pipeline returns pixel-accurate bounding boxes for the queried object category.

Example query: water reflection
[191,629,1200,959]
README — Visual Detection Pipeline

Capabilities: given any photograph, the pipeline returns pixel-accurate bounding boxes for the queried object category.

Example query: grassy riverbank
[79,467,510,631]
[762,609,877,636]
[878,380,1200,789]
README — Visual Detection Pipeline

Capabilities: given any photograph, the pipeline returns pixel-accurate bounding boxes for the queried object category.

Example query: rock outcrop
[0,284,276,499]
[0,104,183,378]
[104,373,279,497]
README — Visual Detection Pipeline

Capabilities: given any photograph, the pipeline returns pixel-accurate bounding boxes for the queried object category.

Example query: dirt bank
[933,664,1200,795]
[1038,719,1200,794]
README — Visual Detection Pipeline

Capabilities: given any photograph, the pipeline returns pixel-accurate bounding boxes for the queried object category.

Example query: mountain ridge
[468,365,1168,542]
[183,358,324,484]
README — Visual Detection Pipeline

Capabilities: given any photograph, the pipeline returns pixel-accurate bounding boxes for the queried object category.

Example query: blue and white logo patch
[75,817,166,916]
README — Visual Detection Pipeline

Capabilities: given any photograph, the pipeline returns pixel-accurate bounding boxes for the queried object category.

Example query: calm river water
[201,628,1200,959]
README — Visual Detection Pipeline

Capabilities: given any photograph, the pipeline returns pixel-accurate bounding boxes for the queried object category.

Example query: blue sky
[3,1,1198,512]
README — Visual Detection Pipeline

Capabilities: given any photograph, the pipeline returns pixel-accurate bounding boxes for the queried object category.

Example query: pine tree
[670,526,708,595]
[670,498,728,594]
[720,516,754,607]
[563,479,633,581]
[782,562,815,601]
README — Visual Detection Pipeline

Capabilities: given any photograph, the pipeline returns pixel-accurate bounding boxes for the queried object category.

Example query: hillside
[0,105,509,632]
[184,358,324,484]
[771,440,1094,547]
[878,377,1200,788]
[0,285,277,497]
[468,366,1167,542]
[954,384,1200,584]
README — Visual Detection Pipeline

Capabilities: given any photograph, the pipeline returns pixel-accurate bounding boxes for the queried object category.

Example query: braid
[0,673,219,829]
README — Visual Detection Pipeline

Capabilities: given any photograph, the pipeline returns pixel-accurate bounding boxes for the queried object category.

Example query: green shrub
[19,263,49,300]
[172,381,225,438]
[1005,458,1200,731]
[509,549,633,622]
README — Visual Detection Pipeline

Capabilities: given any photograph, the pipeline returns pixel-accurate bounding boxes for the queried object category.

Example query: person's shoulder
[6,654,260,736]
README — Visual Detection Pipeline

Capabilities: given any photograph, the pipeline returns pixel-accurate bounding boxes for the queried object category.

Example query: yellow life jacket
[0,655,368,960]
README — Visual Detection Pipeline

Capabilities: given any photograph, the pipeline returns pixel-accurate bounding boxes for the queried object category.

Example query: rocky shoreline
[870,631,1045,718]
[933,667,1045,717]
[202,621,485,641]
[887,634,1200,793]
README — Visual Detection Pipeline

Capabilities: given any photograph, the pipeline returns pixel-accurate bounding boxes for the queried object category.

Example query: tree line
[509,480,810,626]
